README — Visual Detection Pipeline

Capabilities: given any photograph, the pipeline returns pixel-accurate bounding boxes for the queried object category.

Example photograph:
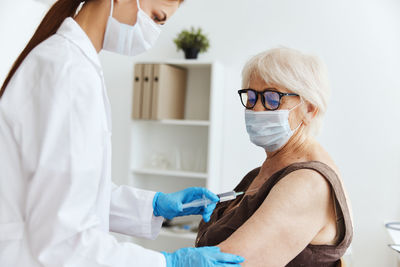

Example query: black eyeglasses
[238,88,299,110]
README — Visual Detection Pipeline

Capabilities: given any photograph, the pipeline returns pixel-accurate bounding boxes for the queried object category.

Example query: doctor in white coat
[0,0,245,266]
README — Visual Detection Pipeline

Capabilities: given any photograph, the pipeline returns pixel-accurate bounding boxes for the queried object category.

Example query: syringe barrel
[182,191,238,210]
[182,198,212,209]
[217,191,237,202]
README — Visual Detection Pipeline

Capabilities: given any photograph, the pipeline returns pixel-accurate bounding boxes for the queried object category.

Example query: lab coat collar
[56,17,102,71]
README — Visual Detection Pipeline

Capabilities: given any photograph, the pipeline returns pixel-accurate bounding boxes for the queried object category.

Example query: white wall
[1,0,400,266]
[0,0,46,83]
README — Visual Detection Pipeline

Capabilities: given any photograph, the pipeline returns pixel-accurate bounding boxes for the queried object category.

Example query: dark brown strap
[274,161,353,248]
[233,167,261,193]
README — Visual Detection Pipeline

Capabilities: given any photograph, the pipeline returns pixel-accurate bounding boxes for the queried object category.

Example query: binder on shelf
[141,64,154,120]
[151,64,187,120]
[132,64,144,119]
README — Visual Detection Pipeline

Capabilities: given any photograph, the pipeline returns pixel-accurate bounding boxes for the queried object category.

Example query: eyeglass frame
[237,88,299,111]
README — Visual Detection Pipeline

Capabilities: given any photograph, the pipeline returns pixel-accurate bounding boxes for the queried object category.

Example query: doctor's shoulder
[12,34,101,98]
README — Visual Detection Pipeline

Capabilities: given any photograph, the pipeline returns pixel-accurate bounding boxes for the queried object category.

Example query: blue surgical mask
[245,102,303,152]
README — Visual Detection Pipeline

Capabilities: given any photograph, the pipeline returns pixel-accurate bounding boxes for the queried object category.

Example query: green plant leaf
[173,27,210,53]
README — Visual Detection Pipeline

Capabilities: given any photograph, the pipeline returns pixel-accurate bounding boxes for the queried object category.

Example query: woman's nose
[253,98,265,111]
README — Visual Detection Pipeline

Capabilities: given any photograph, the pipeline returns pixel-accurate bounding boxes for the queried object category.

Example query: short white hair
[242,47,331,136]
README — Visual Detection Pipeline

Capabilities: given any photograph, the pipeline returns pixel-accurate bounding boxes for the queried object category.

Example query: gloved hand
[153,187,219,222]
[162,246,245,267]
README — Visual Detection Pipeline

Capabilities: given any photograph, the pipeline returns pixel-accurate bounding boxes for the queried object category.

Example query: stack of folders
[132,64,187,120]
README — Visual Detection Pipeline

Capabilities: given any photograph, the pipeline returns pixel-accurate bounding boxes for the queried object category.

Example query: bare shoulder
[250,167,333,234]
[271,168,332,205]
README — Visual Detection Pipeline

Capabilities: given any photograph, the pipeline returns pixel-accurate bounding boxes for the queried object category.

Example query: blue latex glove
[153,187,219,222]
[162,246,245,267]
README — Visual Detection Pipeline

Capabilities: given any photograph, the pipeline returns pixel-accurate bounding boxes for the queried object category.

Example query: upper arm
[22,60,106,248]
[21,58,104,167]
[218,169,332,267]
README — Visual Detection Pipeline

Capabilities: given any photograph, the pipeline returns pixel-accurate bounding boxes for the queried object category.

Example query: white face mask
[103,0,162,56]
[245,102,303,152]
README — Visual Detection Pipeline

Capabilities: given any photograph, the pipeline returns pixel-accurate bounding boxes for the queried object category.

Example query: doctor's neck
[74,1,113,53]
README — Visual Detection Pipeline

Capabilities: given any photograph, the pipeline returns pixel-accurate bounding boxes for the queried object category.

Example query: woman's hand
[153,187,219,221]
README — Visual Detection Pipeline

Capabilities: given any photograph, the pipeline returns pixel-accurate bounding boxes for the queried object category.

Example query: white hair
[241,47,331,136]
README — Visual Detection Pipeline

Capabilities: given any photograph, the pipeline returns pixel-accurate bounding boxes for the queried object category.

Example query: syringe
[181,190,245,210]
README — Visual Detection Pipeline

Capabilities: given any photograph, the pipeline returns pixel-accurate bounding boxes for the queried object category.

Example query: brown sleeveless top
[196,161,353,267]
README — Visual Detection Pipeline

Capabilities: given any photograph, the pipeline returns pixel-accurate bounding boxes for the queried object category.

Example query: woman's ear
[302,102,318,126]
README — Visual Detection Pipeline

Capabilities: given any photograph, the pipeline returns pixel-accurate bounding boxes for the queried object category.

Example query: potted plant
[174,27,210,59]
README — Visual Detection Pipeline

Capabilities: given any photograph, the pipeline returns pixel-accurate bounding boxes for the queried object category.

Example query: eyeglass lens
[264,91,280,110]
[240,90,257,108]
[240,90,281,110]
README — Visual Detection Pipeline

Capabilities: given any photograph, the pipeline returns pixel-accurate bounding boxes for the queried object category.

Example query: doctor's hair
[0,0,86,98]
[241,47,331,136]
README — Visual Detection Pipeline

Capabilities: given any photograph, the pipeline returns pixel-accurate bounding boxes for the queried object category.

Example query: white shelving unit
[159,228,198,240]
[135,119,210,126]
[132,168,208,179]
[129,60,224,252]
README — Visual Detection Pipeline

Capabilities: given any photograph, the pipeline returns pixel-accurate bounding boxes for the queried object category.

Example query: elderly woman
[196,47,353,266]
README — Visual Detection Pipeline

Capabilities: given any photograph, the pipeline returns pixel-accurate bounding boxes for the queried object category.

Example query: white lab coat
[0,17,166,267]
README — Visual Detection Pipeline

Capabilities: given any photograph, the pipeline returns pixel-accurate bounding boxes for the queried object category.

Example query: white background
[1,0,400,266]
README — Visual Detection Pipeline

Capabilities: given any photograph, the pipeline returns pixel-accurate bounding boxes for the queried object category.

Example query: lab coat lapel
[56,17,112,133]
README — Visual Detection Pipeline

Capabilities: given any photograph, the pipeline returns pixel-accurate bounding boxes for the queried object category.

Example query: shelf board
[132,168,208,179]
[136,59,217,68]
[160,119,209,126]
[133,119,209,127]
[159,228,197,240]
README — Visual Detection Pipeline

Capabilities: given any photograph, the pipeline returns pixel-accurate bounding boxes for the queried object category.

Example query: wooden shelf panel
[136,59,217,68]
[132,168,208,179]
[158,119,209,126]
[132,119,209,126]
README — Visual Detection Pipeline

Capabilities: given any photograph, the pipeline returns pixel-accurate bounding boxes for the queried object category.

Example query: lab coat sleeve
[20,60,166,267]
[109,183,164,239]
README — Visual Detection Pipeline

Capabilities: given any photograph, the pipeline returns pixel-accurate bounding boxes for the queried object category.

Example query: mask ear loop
[290,97,305,132]
[289,97,304,112]
[109,0,114,17]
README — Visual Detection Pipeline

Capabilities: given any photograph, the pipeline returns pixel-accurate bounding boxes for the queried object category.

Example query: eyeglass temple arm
[283,93,299,96]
